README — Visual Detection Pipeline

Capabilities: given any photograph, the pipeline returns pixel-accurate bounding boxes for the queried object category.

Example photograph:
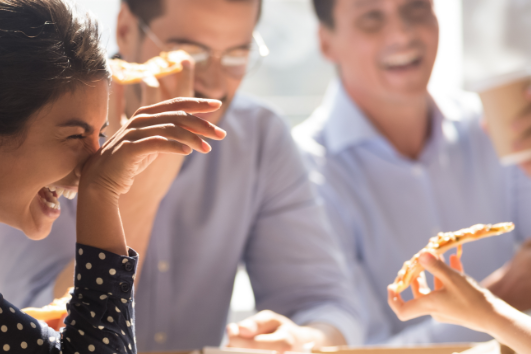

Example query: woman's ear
[318,24,337,63]
[116,2,140,60]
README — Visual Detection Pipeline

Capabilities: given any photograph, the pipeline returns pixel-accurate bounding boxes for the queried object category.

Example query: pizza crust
[390,222,515,293]
[109,50,187,85]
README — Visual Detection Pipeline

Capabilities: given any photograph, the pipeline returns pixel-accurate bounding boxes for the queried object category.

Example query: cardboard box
[313,344,473,354]
[140,341,517,354]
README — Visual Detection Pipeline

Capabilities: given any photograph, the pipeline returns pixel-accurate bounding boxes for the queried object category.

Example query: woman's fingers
[115,136,194,159]
[449,254,464,273]
[418,252,456,286]
[135,97,222,116]
[118,124,211,154]
[388,286,434,322]
[412,271,431,298]
[128,111,226,140]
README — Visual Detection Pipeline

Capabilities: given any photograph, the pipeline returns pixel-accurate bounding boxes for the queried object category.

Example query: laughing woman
[0,0,225,353]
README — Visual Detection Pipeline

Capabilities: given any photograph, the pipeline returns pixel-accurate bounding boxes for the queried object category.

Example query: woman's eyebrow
[57,119,94,134]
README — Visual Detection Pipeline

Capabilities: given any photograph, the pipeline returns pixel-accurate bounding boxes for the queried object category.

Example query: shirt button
[120,282,132,293]
[158,261,169,273]
[154,332,167,344]
[123,262,134,272]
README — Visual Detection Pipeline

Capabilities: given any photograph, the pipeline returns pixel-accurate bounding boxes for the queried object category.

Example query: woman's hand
[387,252,499,333]
[76,97,226,255]
[388,251,531,353]
[81,97,225,197]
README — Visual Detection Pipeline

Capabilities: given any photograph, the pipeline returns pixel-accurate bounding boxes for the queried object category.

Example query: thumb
[141,75,163,107]
[158,53,195,99]
[418,251,455,285]
[237,318,259,338]
[108,81,126,136]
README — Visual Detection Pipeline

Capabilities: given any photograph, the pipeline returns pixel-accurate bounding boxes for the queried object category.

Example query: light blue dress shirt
[0,93,361,351]
[293,80,531,345]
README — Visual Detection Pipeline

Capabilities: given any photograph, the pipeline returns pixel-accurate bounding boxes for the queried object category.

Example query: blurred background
[75,0,531,323]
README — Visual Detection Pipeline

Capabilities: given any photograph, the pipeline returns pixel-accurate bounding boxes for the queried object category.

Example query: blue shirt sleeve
[243,114,362,345]
[0,243,138,354]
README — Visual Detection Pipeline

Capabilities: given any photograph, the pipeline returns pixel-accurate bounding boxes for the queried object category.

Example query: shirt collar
[321,80,383,154]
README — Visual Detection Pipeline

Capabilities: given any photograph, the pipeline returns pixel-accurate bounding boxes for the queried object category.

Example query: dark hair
[312,0,336,29]
[0,0,110,145]
[123,0,263,26]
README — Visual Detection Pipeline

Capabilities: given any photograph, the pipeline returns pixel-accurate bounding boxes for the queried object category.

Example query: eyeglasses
[138,20,269,79]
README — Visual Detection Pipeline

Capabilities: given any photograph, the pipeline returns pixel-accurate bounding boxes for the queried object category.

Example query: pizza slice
[22,289,72,330]
[390,222,515,293]
[109,50,187,85]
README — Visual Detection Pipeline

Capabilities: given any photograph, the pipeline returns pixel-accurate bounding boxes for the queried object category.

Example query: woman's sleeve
[0,243,138,354]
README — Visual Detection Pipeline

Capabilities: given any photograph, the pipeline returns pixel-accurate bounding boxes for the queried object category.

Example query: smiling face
[0,80,109,240]
[320,0,439,102]
[117,0,259,124]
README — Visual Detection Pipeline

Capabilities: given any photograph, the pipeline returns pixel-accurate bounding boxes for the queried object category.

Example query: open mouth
[382,52,423,71]
[37,186,78,212]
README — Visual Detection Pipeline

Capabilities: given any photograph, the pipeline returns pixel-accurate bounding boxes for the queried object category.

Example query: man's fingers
[135,97,222,116]
[141,75,163,107]
[158,57,195,99]
[236,311,285,338]
[108,81,126,136]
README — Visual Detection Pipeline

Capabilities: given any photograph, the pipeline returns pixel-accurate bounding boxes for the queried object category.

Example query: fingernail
[215,127,227,138]
[208,100,222,107]
[182,145,192,154]
[182,59,191,70]
[202,141,212,152]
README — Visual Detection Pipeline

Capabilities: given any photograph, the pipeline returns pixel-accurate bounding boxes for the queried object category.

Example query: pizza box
[139,342,517,354]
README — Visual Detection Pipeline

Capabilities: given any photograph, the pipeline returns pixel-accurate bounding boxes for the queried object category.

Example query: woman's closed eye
[67,132,107,140]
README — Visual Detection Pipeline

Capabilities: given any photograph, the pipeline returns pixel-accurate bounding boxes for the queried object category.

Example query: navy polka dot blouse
[0,244,138,354]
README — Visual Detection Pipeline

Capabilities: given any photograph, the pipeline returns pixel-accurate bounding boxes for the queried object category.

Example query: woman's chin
[24,194,61,240]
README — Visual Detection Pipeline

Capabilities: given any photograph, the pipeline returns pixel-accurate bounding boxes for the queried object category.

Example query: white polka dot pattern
[0,244,138,354]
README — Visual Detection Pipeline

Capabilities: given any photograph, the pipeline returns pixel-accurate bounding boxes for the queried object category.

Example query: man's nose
[195,60,227,100]
[385,14,415,46]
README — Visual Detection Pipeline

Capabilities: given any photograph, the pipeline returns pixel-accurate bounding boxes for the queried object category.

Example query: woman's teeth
[41,188,60,211]
[45,186,77,200]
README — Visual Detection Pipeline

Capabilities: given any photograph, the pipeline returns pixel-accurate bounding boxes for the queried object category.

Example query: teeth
[55,188,65,198]
[383,52,420,67]
[41,197,61,210]
[44,186,77,200]
[64,190,77,200]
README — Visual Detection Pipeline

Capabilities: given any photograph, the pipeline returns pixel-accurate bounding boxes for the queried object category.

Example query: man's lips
[381,51,423,71]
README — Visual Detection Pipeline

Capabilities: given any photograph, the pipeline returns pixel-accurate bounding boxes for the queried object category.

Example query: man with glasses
[0,0,359,352]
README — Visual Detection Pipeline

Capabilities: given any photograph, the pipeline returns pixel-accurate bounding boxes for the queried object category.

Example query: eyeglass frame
[137,19,270,78]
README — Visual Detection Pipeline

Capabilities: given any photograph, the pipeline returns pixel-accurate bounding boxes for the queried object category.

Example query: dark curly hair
[0,0,110,145]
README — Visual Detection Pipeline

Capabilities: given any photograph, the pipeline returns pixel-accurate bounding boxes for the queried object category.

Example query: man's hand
[226,310,346,353]
[482,238,531,312]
